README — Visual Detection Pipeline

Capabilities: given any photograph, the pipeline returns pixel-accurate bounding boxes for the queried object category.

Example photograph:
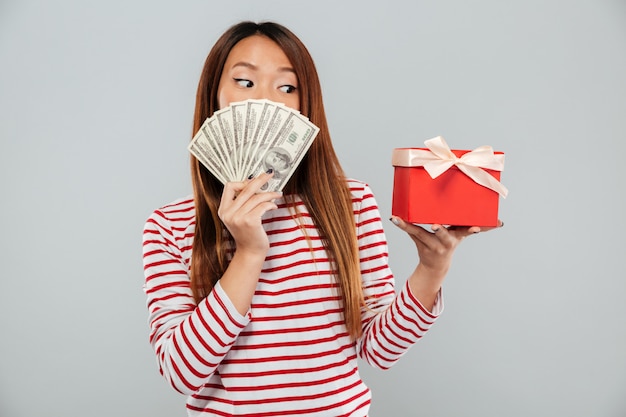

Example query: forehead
[225,35,292,67]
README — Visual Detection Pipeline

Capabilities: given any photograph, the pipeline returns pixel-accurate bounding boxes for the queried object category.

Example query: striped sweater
[142,180,442,416]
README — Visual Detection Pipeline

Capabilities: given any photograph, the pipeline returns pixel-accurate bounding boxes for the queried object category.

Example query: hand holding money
[218,171,282,255]
[188,99,320,192]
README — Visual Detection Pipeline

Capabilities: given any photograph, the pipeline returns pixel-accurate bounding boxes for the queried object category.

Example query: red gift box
[391,136,507,227]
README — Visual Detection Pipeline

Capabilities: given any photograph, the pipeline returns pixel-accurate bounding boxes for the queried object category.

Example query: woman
[143,20,501,416]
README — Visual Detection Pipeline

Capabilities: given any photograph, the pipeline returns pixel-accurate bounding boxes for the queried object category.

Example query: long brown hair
[190,21,364,340]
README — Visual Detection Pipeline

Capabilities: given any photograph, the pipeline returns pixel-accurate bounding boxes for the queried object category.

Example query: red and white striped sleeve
[142,204,250,394]
[352,181,444,369]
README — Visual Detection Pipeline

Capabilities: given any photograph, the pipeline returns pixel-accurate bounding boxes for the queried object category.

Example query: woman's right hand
[218,170,282,257]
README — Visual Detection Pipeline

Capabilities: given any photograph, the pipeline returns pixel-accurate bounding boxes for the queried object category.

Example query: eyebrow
[230,61,296,74]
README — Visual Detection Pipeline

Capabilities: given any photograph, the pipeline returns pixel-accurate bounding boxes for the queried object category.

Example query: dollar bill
[188,125,228,184]
[248,111,320,191]
[187,99,319,192]
[204,116,236,181]
[240,99,276,178]
[213,107,236,177]
[242,104,291,180]
[229,101,247,180]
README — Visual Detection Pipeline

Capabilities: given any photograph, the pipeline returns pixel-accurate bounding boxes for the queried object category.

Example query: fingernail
[266,168,273,174]
[499,220,504,227]
[432,225,440,232]
[247,174,254,180]
[389,217,400,225]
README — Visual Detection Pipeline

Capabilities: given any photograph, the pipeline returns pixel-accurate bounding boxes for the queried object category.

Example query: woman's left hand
[390,216,503,311]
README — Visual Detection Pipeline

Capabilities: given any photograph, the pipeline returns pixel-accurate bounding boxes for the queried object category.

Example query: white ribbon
[392,136,508,198]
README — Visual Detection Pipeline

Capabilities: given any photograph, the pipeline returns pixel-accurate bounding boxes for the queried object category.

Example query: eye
[234,78,253,88]
[279,85,297,94]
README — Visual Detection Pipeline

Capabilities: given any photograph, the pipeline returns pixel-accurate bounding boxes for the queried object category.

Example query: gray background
[1,0,624,416]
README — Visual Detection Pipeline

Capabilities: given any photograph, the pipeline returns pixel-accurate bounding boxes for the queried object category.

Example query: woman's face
[217,35,300,111]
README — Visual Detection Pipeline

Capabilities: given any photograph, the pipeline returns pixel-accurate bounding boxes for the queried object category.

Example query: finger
[219,193,282,235]
[222,173,272,211]
[222,188,282,219]
[224,173,282,214]
[444,224,480,238]
[221,180,246,202]
[241,190,283,214]
[390,216,438,247]
[430,224,460,247]
[454,219,504,234]
[242,199,280,220]
[238,170,275,198]
[219,177,269,217]
[476,219,504,233]
[391,217,466,250]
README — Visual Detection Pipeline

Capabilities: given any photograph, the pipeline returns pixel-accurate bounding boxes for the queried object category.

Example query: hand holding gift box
[392,136,508,227]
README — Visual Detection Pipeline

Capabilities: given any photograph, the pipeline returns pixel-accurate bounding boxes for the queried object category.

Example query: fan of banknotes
[188,99,320,192]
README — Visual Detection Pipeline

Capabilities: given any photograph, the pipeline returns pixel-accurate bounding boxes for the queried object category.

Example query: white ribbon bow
[391,136,508,198]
